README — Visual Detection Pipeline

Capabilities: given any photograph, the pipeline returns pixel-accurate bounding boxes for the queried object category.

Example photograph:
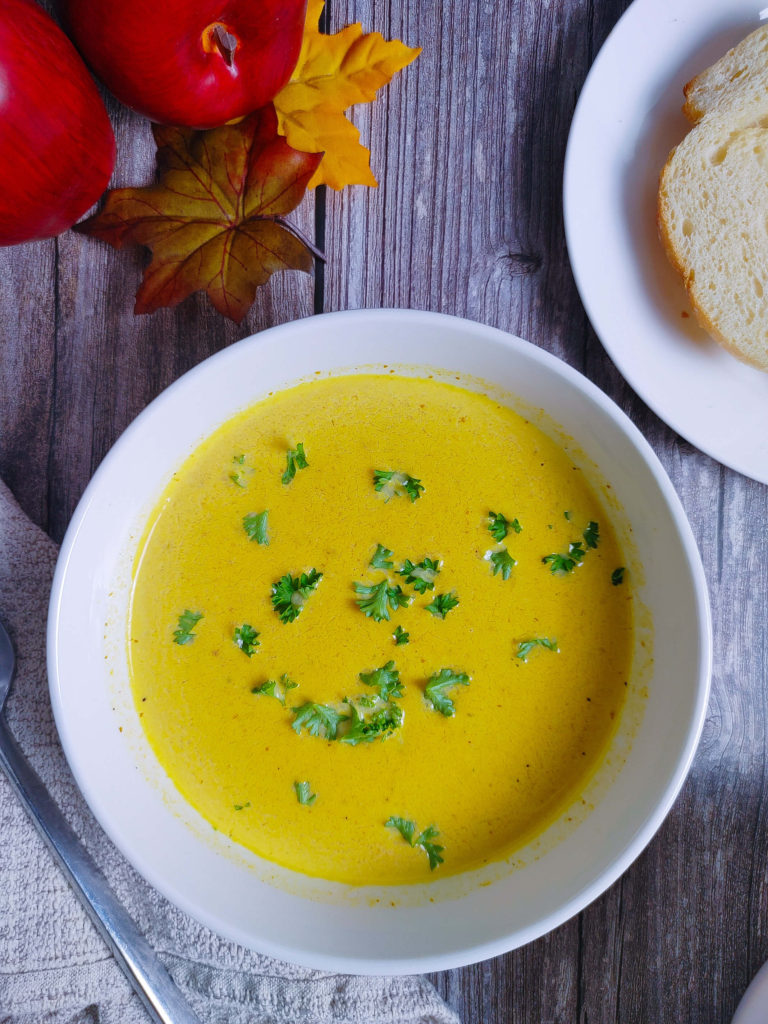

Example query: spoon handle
[0,717,203,1024]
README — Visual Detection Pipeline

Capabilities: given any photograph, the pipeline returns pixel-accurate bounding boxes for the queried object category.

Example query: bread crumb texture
[659,25,768,371]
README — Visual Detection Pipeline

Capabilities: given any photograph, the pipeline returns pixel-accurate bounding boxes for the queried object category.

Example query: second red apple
[57,0,308,129]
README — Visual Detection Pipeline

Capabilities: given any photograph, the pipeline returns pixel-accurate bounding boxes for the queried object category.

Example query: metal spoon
[0,618,202,1024]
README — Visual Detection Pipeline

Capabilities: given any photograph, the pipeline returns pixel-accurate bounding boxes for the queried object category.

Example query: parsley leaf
[425,592,459,619]
[359,661,404,701]
[425,667,470,716]
[398,557,440,594]
[583,521,600,549]
[373,469,425,503]
[354,580,410,621]
[385,817,444,870]
[393,624,410,646]
[173,609,203,645]
[230,454,250,487]
[291,701,348,740]
[243,510,269,545]
[611,566,626,586]
[543,521,599,575]
[386,815,415,845]
[341,700,404,745]
[489,548,517,580]
[370,544,394,570]
[294,781,317,806]
[543,540,585,575]
[282,442,309,484]
[569,540,587,561]
[516,637,559,662]
[488,510,508,541]
[488,511,522,541]
[542,552,572,574]
[233,623,260,656]
[251,673,299,705]
[271,569,322,623]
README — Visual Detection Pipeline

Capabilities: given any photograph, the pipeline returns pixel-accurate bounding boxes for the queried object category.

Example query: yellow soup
[128,374,634,885]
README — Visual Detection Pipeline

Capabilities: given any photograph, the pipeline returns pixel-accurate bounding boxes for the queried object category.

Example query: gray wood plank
[322,0,768,1022]
[0,239,56,528]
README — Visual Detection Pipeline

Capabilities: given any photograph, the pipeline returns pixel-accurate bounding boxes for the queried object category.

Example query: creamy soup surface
[128,374,634,885]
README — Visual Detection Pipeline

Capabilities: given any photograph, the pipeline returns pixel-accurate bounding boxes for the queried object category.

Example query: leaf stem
[269,216,327,262]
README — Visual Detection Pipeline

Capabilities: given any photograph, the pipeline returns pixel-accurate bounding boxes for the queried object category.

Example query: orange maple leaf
[75,107,322,323]
[274,0,420,190]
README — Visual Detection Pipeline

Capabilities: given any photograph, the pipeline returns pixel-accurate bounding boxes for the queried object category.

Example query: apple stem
[213,24,238,67]
[271,217,326,262]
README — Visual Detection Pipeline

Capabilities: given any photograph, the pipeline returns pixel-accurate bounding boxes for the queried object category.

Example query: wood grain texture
[1,0,767,1021]
[321,0,768,1021]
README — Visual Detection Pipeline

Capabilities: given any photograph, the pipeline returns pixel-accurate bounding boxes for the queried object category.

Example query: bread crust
[658,33,768,372]
[682,25,768,124]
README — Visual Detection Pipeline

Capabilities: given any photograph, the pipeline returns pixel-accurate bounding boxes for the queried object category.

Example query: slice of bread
[658,26,768,372]
[683,24,768,124]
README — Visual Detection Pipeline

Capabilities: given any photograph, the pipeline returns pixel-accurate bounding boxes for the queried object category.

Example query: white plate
[564,0,768,483]
[48,310,711,972]
[733,961,768,1023]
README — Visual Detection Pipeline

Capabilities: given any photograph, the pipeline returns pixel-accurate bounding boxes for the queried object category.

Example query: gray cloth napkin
[0,478,461,1024]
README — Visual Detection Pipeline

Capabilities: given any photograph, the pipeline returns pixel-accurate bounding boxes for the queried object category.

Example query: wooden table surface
[1,1,765,1021]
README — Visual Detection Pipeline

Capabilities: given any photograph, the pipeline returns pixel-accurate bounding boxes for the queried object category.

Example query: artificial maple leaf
[274,0,421,190]
[75,106,323,323]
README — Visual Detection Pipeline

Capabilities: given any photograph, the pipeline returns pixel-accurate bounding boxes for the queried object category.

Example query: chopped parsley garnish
[354,580,410,621]
[425,592,459,619]
[385,817,444,870]
[393,624,410,646]
[251,673,298,705]
[542,543,584,574]
[398,556,440,593]
[612,567,626,586]
[489,548,517,580]
[488,510,508,541]
[370,544,394,570]
[488,510,521,541]
[543,519,601,575]
[291,701,348,740]
[359,661,404,701]
[564,509,572,521]
[373,469,424,503]
[243,510,269,545]
[583,521,600,550]
[282,442,308,484]
[233,623,260,657]
[230,454,249,487]
[271,569,322,623]
[294,781,317,806]
[516,637,559,662]
[172,609,203,645]
[233,801,251,811]
[341,700,404,745]
[425,667,470,716]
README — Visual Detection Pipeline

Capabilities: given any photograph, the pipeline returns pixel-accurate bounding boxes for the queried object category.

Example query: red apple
[57,0,308,130]
[0,0,115,246]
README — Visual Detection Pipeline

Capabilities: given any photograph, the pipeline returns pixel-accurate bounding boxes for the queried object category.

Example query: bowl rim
[47,308,713,972]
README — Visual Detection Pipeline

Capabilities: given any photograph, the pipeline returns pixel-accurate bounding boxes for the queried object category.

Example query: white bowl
[48,309,711,973]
